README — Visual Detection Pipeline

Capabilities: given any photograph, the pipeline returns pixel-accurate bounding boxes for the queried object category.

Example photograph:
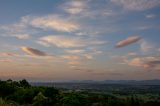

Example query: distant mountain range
[30,79,160,86]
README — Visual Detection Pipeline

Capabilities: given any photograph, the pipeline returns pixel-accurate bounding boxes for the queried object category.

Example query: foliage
[0,79,160,106]
[0,98,9,106]
[57,93,89,106]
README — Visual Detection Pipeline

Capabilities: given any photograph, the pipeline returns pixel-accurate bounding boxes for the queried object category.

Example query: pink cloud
[126,56,160,71]
[116,36,141,48]
[21,47,48,56]
[0,52,16,57]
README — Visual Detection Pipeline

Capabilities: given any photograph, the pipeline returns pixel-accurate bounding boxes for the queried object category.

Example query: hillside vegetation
[0,79,160,106]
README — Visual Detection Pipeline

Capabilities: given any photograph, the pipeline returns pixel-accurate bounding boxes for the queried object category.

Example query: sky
[0,0,160,81]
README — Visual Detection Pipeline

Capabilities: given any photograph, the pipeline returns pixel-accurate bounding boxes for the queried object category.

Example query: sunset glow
[0,0,160,81]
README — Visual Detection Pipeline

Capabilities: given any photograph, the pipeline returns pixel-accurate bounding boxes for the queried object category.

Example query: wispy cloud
[22,63,50,67]
[0,52,16,57]
[38,35,106,48]
[0,22,30,39]
[61,0,117,20]
[65,49,85,54]
[23,15,79,32]
[116,36,141,48]
[61,55,82,68]
[140,40,154,53]
[65,48,102,60]
[136,26,153,30]
[61,55,81,61]
[0,59,12,63]
[83,49,102,59]
[68,61,81,65]
[62,0,87,14]
[83,54,93,59]
[38,36,84,48]
[111,0,160,11]
[127,52,138,56]
[146,14,156,19]
[0,14,80,40]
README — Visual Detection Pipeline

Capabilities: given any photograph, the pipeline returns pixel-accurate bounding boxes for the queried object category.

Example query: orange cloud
[61,55,80,60]
[128,58,144,67]
[126,56,160,71]
[21,47,48,56]
[0,52,16,57]
[0,59,12,63]
[68,61,81,65]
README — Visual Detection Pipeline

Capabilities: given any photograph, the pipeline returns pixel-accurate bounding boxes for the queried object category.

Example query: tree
[43,87,60,106]
[58,93,89,106]
[32,92,48,106]
[19,79,31,88]
[0,81,16,97]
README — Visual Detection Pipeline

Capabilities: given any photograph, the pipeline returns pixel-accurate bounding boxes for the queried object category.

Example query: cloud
[83,49,102,59]
[68,61,81,65]
[13,34,30,39]
[127,52,137,56]
[0,59,12,63]
[66,49,85,54]
[0,23,30,39]
[128,58,144,67]
[61,55,80,61]
[0,14,79,40]
[22,63,50,67]
[0,52,16,57]
[140,40,154,53]
[136,26,152,30]
[23,15,79,32]
[21,47,49,56]
[144,60,160,70]
[84,54,93,59]
[38,36,84,48]
[38,35,106,48]
[111,0,160,11]
[61,55,82,68]
[63,0,86,14]
[126,56,160,71]
[146,14,156,19]
[116,36,141,48]
[61,0,117,20]
[65,48,102,60]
